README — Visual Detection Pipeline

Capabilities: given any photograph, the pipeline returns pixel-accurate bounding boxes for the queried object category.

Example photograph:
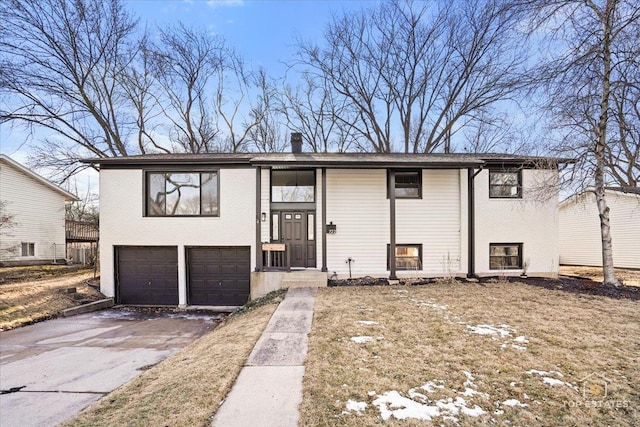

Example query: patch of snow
[543,377,567,387]
[420,380,445,393]
[502,399,528,407]
[345,400,367,414]
[514,336,529,343]
[373,391,441,421]
[368,391,376,397]
[512,344,527,351]
[351,336,374,344]
[525,369,549,376]
[370,388,487,422]
[357,320,378,326]
[466,324,512,338]
[495,409,505,415]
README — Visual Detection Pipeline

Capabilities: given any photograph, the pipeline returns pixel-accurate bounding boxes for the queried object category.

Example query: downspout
[321,167,327,272]
[467,166,483,278]
[389,169,397,280]
[255,166,262,272]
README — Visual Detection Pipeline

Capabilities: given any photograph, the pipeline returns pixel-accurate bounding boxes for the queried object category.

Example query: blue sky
[0,0,374,160]
[127,0,374,76]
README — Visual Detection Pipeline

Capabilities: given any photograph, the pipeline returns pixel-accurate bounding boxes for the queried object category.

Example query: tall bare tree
[150,24,226,153]
[278,72,359,152]
[528,0,640,285]
[0,0,143,179]
[297,0,527,153]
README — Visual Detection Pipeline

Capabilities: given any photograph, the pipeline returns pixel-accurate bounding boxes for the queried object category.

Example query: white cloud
[206,0,244,8]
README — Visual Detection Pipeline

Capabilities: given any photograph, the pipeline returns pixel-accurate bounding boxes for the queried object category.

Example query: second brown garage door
[187,246,251,306]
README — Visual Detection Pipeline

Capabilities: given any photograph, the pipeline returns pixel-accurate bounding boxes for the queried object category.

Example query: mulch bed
[329,275,640,301]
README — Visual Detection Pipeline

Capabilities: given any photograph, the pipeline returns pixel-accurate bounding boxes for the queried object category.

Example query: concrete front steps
[280,270,328,288]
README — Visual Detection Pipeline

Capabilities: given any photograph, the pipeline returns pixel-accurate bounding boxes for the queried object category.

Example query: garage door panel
[117,247,178,305]
[187,247,250,306]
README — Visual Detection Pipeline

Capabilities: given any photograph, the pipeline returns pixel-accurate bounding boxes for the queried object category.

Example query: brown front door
[281,211,316,268]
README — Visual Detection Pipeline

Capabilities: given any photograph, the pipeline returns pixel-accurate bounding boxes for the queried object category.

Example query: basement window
[387,244,423,270]
[489,243,523,269]
[21,242,35,257]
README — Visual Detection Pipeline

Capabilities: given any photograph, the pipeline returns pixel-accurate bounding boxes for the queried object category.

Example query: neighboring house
[0,155,78,266]
[86,135,569,307]
[559,187,640,269]
[66,220,99,265]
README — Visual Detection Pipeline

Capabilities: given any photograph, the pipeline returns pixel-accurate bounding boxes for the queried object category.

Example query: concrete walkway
[212,286,317,427]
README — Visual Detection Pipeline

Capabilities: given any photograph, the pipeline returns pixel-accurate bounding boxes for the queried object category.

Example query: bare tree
[0,201,18,259]
[528,0,640,285]
[278,72,359,152]
[249,70,287,153]
[297,0,527,153]
[214,55,264,153]
[0,0,144,179]
[150,24,226,153]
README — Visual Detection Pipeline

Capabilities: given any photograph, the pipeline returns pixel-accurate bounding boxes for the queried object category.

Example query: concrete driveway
[0,308,222,427]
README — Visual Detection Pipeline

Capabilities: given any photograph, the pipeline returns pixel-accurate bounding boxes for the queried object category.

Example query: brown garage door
[187,246,251,306]
[116,246,178,305]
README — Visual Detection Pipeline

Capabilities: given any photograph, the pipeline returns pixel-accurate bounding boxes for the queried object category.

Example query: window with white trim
[21,242,35,257]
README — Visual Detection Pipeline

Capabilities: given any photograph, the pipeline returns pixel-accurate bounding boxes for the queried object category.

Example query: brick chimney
[290,132,303,154]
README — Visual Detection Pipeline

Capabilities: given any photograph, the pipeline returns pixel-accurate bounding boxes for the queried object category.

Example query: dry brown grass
[0,271,103,330]
[63,299,281,427]
[301,283,640,426]
[561,265,640,287]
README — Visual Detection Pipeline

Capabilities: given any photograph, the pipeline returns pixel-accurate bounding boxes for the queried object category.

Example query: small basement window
[388,170,422,199]
[489,243,523,269]
[21,242,35,257]
[489,170,522,198]
[387,244,423,270]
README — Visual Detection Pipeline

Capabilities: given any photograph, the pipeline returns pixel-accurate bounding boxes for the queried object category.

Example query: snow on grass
[356,320,378,326]
[502,399,528,407]
[359,373,491,423]
[350,336,374,344]
[466,324,513,337]
[514,336,529,343]
[420,380,445,393]
[345,399,367,414]
[526,369,577,390]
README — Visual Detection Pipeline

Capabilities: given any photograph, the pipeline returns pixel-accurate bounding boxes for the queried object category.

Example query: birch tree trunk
[592,0,619,286]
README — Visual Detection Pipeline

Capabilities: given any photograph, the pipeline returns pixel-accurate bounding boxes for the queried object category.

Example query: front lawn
[301,282,639,426]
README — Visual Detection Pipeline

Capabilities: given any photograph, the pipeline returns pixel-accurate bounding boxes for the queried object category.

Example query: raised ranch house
[0,154,78,266]
[560,187,640,269]
[87,136,569,308]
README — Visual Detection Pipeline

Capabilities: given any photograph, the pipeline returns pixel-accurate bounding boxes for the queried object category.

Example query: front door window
[278,210,316,268]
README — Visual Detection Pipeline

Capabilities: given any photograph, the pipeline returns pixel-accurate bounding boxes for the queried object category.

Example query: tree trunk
[594,0,619,287]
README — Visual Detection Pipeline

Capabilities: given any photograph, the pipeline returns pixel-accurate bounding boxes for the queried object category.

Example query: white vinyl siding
[325,169,390,277]
[560,191,640,269]
[325,169,462,278]
[261,168,271,242]
[396,170,461,274]
[99,168,256,303]
[0,161,68,263]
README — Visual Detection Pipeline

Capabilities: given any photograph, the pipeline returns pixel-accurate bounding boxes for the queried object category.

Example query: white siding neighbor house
[87,134,569,307]
[0,155,78,266]
[559,188,640,269]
